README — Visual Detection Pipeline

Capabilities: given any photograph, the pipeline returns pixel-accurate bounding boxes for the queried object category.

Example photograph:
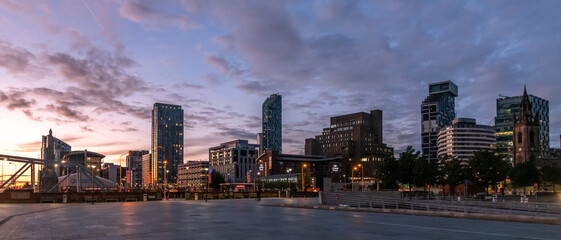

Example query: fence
[320,192,561,218]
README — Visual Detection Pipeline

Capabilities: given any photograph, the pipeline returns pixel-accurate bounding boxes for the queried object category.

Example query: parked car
[474,192,486,199]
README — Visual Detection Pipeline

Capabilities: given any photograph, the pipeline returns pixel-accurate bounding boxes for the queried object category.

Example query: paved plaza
[0,198,560,239]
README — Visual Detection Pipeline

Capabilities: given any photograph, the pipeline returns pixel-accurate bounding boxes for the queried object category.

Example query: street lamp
[352,166,358,192]
[163,160,168,200]
[301,163,307,192]
[204,168,209,201]
[91,165,96,204]
[357,164,364,192]
[286,168,292,191]
[2,158,6,185]
[119,153,129,191]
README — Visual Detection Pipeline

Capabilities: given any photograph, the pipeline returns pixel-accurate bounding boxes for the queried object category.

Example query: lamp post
[2,158,6,185]
[163,160,168,200]
[91,165,96,204]
[119,153,128,192]
[9,163,16,187]
[357,164,364,192]
[204,168,209,202]
[286,168,292,191]
[301,163,307,192]
[352,167,358,192]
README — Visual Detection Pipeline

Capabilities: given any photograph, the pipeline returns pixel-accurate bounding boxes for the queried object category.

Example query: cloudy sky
[1,0,560,167]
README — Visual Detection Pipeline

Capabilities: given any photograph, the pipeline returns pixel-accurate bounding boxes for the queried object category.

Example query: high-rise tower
[261,94,282,154]
[495,91,549,165]
[513,87,541,165]
[421,81,458,162]
[151,103,184,186]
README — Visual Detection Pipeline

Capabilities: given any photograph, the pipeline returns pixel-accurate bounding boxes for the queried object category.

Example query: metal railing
[320,192,561,218]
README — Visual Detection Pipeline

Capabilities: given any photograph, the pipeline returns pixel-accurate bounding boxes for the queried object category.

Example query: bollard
[195,193,198,200]
[63,195,67,203]
[143,193,147,202]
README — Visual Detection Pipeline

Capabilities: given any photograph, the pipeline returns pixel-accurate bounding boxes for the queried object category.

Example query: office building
[495,90,549,164]
[142,153,152,188]
[209,140,259,183]
[437,118,496,162]
[421,81,458,162]
[305,110,393,180]
[261,94,282,154]
[178,161,209,191]
[126,150,148,188]
[151,103,184,186]
[41,129,71,176]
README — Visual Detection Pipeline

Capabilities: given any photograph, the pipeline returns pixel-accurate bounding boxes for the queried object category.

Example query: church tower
[513,86,541,165]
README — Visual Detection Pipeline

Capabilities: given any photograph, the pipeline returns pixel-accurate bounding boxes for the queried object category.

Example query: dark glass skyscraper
[151,103,184,185]
[261,94,282,154]
[421,81,458,162]
[495,91,549,164]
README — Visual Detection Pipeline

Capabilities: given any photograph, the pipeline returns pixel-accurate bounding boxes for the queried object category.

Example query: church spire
[49,128,53,136]
[518,86,534,124]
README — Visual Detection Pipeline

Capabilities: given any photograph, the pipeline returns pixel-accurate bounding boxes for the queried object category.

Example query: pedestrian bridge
[0,154,45,192]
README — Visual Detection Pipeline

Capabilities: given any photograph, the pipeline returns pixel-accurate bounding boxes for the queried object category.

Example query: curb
[266,204,561,225]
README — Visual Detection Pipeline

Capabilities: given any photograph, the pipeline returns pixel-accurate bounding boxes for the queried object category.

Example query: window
[518,132,522,144]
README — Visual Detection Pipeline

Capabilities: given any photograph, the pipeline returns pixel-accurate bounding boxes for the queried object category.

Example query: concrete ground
[0,198,560,240]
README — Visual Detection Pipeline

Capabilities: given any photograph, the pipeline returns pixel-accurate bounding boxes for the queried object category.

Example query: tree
[437,155,468,196]
[376,156,400,190]
[296,174,312,191]
[209,170,226,189]
[510,161,540,195]
[413,155,438,191]
[396,146,420,191]
[468,150,511,194]
[540,165,561,192]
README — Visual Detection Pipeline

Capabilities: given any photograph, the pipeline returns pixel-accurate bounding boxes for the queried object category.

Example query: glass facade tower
[495,94,549,164]
[151,103,184,185]
[421,81,458,162]
[261,94,282,154]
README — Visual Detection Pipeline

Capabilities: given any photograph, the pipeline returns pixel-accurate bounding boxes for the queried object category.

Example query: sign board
[332,164,339,172]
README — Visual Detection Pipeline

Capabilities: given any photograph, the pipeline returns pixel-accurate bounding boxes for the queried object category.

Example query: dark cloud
[0,41,35,74]
[216,125,256,140]
[0,90,36,110]
[81,126,94,132]
[120,0,198,30]
[111,127,139,132]
[44,104,89,122]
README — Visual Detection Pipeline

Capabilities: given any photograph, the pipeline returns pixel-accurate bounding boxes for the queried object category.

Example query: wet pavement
[0,198,560,239]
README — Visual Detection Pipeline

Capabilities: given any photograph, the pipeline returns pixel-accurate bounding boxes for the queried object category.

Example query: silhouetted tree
[413,155,438,191]
[437,155,468,196]
[397,146,420,191]
[468,150,511,194]
[510,161,540,195]
[377,156,400,190]
[540,165,561,192]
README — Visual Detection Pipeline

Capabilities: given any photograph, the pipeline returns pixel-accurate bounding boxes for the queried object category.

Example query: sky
[1,0,560,168]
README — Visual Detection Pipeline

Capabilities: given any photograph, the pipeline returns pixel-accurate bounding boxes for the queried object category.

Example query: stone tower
[513,86,541,165]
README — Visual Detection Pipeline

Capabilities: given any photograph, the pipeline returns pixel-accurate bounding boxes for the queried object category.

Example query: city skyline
[1,1,561,166]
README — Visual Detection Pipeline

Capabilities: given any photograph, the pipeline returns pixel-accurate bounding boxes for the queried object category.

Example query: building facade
[437,118,496,162]
[495,91,549,165]
[61,150,104,176]
[209,140,259,183]
[142,153,152,188]
[256,150,342,190]
[41,129,71,176]
[151,103,184,186]
[178,161,209,190]
[513,87,541,166]
[126,150,148,188]
[304,110,393,180]
[421,81,458,162]
[261,94,282,154]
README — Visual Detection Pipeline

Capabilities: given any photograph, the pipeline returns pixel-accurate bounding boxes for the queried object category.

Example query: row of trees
[377,146,561,194]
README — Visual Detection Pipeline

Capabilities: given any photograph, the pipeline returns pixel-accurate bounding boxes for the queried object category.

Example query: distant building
[261,94,282,154]
[513,87,541,166]
[151,103,184,186]
[304,110,393,181]
[421,81,458,162]
[142,153,152,188]
[178,161,209,190]
[437,118,496,162]
[102,162,121,185]
[41,129,71,176]
[256,133,262,155]
[256,150,342,190]
[495,90,549,165]
[209,140,259,183]
[61,150,104,176]
[126,150,148,188]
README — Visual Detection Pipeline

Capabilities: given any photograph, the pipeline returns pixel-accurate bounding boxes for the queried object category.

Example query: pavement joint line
[0,205,67,227]
[264,203,561,226]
